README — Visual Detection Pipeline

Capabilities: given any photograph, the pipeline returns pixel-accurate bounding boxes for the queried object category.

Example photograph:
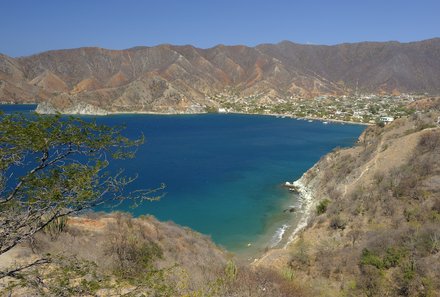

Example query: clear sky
[1,0,439,57]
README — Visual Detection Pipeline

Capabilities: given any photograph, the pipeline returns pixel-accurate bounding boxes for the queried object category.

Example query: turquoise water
[0,105,365,252]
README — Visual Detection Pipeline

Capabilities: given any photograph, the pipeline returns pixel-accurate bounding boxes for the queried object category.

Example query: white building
[380,116,394,124]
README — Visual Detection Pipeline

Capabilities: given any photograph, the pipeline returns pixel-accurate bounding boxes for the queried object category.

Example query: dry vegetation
[2,100,440,296]
[1,212,310,296]
[262,107,440,296]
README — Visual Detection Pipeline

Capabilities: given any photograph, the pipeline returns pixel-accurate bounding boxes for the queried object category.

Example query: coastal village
[1,93,430,125]
[212,92,425,124]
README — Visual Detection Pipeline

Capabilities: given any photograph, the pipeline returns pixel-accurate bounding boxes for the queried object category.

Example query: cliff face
[257,101,440,296]
[1,39,440,113]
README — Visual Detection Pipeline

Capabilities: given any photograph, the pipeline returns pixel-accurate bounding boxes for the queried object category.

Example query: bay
[0,105,365,253]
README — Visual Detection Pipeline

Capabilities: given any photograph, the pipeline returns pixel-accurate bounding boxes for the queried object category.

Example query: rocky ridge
[0,39,439,114]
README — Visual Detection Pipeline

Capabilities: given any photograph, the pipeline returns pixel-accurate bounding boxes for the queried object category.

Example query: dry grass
[2,212,312,296]
[256,111,440,297]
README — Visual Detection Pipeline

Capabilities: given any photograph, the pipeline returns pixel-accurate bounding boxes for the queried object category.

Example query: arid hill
[1,38,440,113]
[256,100,440,296]
[0,213,309,296]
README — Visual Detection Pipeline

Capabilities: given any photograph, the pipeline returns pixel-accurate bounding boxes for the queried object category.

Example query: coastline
[241,172,318,265]
[107,110,371,126]
[283,177,315,248]
[232,111,371,126]
[251,167,319,267]
[31,104,372,126]
[106,109,372,126]
[4,102,359,264]
[3,102,372,126]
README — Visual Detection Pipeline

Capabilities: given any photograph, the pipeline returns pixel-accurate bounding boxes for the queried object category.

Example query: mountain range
[1,38,440,113]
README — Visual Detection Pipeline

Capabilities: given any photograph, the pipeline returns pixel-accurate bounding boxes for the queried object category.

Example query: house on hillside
[380,116,394,124]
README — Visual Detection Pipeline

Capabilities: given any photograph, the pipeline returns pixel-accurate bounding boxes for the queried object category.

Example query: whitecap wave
[269,224,290,247]
[283,178,314,248]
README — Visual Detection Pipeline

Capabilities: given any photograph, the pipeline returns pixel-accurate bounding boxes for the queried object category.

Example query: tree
[0,112,164,278]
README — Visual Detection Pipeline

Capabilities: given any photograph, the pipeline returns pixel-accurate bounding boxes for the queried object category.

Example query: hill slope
[256,102,440,296]
[0,213,309,296]
[1,39,440,112]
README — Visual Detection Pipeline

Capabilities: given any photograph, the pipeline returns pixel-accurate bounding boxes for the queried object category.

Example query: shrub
[418,131,440,152]
[382,247,405,268]
[281,267,295,281]
[432,199,440,213]
[43,216,68,240]
[330,216,346,230]
[289,237,310,268]
[360,249,384,269]
[316,199,331,215]
[360,247,406,271]
[225,260,238,281]
[104,215,164,281]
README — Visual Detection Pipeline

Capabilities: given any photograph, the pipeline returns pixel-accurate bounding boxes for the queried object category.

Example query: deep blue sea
[1,105,365,253]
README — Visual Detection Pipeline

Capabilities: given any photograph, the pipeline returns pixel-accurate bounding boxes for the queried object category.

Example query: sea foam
[283,178,314,248]
[269,224,290,247]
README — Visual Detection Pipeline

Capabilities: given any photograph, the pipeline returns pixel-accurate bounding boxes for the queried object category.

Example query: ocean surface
[1,105,365,253]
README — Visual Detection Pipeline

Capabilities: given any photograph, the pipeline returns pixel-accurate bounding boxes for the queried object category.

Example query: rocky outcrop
[35,101,57,114]
[36,101,109,115]
[63,102,109,115]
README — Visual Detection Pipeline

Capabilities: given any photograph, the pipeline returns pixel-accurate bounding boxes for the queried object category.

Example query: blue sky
[1,0,439,57]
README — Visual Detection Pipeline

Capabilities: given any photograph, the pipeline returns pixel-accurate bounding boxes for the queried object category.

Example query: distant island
[1,38,440,122]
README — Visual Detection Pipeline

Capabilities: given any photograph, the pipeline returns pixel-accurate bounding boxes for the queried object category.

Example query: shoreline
[284,178,315,248]
[2,103,372,126]
[106,110,372,126]
[251,172,318,266]
[3,102,355,262]
[239,175,317,265]
[231,111,371,126]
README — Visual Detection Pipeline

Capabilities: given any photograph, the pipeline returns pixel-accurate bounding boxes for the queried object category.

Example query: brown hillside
[0,213,310,296]
[1,39,440,110]
[256,107,440,296]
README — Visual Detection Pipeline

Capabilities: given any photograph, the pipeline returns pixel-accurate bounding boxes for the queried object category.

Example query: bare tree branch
[0,258,50,280]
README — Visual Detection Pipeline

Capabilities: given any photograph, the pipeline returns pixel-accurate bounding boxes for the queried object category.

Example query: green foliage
[204,106,219,113]
[360,249,385,269]
[0,114,171,296]
[43,216,67,240]
[402,260,416,281]
[0,113,166,284]
[225,260,238,281]
[383,247,405,268]
[281,267,295,281]
[316,199,330,215]
[375,121,385,128]
[360,247,406,270]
